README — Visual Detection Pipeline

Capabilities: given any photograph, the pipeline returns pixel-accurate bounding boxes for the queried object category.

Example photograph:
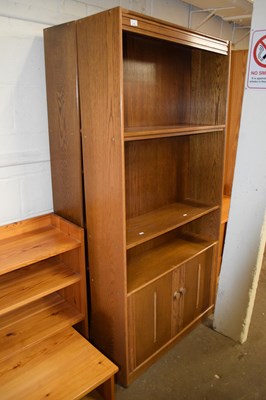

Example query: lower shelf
[127,235,216,294]
[0,326,118,400]
[0,293,83,362]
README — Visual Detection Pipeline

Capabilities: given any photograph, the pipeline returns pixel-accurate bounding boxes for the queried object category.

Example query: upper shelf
[124,124,225,141]
[0,217,81,276]
[126,201,219,249]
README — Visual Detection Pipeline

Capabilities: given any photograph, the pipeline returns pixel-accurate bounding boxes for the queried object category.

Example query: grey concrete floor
[85,251,266,400]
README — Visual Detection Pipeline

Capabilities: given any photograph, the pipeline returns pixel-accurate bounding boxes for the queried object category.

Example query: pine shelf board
[0,258,80,316]
[0,327,118,400]
[127,235,216,294]
[124,124,225,141]
[0,293,83,363]
[0,225,81,276]
[126,201,219,249]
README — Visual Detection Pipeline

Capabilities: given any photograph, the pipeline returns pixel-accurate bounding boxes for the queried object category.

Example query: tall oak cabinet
[44,7,230,386]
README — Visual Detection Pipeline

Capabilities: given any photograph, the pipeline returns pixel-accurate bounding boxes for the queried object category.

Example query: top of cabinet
[121,8,229,55]
[70,7,229,56]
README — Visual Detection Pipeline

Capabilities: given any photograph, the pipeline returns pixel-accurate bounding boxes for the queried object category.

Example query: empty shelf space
[124,124,225,141]
[0,293,83,363]
[127,235,216,294]
[0,258,80,316]
[0,327,118,400]
[0,225,81,276]
[126,201,219,249]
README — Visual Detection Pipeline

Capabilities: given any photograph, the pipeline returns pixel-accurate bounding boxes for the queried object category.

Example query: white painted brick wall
[0,178,21,223]
[0,0,248,227]
[0,16,52,226]
[0,163,52,225]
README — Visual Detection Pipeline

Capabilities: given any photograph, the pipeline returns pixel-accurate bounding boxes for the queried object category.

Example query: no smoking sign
[253,35,266,67]
[247,30,266,89]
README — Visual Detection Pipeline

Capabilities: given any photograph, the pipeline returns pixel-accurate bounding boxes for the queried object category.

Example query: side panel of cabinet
[44,22,85,227]
[128,273,172,371]
[76,9,128,384]
[224,50,248,196]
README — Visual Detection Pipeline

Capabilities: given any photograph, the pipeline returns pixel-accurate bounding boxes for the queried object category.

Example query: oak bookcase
[44,7,230,386]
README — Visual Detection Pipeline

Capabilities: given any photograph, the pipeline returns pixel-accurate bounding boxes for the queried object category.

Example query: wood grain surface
[0,327,118,400]
[0,258,80,315]
[126,202,218,249]
[0,293,83,362]
[0,226,80,275]
[44,22,84,227]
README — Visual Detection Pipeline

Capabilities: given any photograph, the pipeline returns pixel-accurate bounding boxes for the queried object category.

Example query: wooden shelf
[0,258,80,316]
[0,327,118,400]
[0,225,81,276]
[124,124,225,141]
[126,201,219,249]
[0,293,83,363]
[127,235,216,294]
[0,214,117,399]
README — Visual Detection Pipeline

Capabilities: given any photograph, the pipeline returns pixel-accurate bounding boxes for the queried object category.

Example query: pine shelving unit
[0,213,118,400]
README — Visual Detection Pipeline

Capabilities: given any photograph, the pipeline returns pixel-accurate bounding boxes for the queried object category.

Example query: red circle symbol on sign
[253,35,266,68]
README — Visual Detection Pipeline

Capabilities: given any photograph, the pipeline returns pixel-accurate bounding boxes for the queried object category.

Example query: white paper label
[130,19,138,27]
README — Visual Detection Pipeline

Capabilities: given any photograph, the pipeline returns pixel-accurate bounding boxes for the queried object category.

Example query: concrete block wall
[0,15,52,226]
[0,0,248,226]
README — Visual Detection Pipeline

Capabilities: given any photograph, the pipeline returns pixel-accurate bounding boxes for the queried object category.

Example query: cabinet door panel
[128,274,172,369]
[171,265,185,336]
[183,250,213,328]
[197,249,213,313]
[171,248,214,337]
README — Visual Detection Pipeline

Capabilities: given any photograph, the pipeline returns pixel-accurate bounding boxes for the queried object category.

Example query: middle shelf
[0,257,80,315]
[124,124,225,141]
[126,201,219,249]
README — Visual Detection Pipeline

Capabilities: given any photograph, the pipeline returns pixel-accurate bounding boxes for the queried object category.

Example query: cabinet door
[172,249,213,335]
[128,273,172,370]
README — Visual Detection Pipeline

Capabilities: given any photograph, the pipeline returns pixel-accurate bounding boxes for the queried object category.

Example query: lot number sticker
[247,30,266,89]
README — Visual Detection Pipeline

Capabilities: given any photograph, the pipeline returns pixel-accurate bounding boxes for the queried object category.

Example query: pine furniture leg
[97,376,115,400]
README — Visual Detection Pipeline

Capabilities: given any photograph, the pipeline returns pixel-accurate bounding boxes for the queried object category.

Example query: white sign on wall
[247,30,266,89]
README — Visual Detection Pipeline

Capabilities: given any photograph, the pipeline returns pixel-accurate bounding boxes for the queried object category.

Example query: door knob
[173,287,187,299]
